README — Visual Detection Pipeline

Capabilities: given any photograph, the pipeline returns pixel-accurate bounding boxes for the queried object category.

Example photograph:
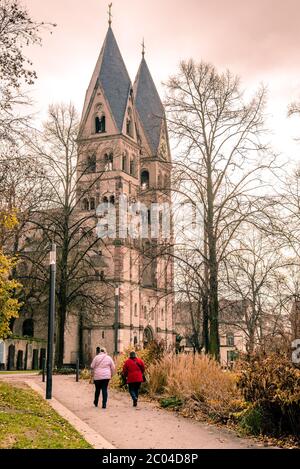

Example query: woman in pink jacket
[90,347,115,408]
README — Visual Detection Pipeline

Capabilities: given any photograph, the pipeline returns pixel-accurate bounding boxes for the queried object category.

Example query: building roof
[81,26,132,133]
[134,57,165,155]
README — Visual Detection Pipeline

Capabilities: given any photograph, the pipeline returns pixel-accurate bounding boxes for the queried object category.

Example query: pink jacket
[91,353,115,380]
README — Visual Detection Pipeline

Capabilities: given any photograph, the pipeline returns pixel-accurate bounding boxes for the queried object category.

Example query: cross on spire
[108,3,113,26]
[142,38,145,58]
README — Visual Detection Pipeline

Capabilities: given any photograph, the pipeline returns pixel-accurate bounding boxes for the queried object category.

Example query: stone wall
[0,338,47,371]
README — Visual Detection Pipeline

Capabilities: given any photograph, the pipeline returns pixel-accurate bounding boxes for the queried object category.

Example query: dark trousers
[128,382,141,402]
[94,379,109,407]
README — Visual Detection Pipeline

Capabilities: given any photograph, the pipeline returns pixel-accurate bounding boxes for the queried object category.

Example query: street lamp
[114,286,119,356]
[46,243,56,399]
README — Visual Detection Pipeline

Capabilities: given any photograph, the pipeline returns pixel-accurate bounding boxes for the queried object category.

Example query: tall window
[126,108,133,137]
[130,158,135,176]
[82,198,89,211]
[86,154,96,173]
[134,303,138,317]
[122,152,127,172]
[95,115,106,133]
[141,170,150,190]
[158,172,162,188]
[22,319,34,337]
[226,332,235,347]
[90,198,95,210]
[104,152,113,171]
[161,308,164,321]
[144,306,147,319]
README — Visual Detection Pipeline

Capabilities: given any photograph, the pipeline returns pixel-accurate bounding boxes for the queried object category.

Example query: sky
[23,0,300,161]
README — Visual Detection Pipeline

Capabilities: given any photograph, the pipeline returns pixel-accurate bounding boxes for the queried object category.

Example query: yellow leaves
[0,208,18,231]
[0,207,22,338]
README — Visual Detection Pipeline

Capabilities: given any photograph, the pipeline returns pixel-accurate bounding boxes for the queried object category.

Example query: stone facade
[73,25,175,363]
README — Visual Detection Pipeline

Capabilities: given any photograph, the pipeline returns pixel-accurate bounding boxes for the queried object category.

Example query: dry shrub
[237,352,300,436]
[148,353,241,421]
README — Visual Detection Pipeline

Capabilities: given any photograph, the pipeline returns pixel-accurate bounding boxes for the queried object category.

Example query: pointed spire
[141,38,145,58]
[108,3,112,27]
[134,57,165,155]
[81,26,132,133]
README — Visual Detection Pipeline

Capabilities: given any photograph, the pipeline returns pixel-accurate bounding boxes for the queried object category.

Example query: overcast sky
[24,0,300,161]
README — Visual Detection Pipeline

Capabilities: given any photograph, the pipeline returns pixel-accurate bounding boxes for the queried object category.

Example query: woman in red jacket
[122,351,145,407]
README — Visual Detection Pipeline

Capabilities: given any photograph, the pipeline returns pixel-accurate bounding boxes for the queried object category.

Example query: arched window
[102,196,109,205]
[95,115,106,133]
[134,335,138,345]
[90,198,95,210]
[161,308,164,321]
[86,154,96,173]
[130,158,135,176]
[82,198,89,211]
[144,306,147,319]
[164,173,169,189]
[141,170,150,190]
[158,172,162,188]
[122,152,127,172]
[22,319,34,338]
[110,195,115,205]
[226,332,235,347]
[151,308,154,321]
[134,303,138,317]
[104,152,113,171]
[126,107,133,137]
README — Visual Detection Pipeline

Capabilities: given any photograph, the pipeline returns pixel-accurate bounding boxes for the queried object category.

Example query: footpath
[0,374,263,449]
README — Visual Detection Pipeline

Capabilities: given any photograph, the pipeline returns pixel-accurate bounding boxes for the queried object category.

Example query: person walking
[90,347,115,409]
[122,351,145,407]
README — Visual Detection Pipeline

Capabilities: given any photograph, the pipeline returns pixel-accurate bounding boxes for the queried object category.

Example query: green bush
[52,367,75,375]
[237,353,300,437]
[159,396,183,409]
[238,405,267,436]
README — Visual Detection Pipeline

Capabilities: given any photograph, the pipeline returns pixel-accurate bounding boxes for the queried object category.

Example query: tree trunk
[78,313,84,367]
[202,293,209,353]
[55,303,66,368]
[206,158,220,360]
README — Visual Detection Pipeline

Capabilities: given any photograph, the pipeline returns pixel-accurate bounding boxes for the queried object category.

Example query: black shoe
[94,401,98,407]
[102,405,106,409]
[133,399,137,407]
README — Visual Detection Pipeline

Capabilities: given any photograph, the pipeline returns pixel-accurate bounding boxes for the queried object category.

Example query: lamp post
[114,286,119,356]
[46,243,56,399]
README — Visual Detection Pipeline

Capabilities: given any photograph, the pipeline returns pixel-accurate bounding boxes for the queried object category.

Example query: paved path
[2,374,263,449]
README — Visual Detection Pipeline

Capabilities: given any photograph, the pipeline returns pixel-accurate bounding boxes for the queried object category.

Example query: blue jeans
[128,382,141,402]
[94,379,109,407]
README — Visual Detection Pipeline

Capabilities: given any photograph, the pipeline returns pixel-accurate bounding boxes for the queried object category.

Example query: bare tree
[22,103,113,367]
[222,227,285,355]
[165,60,276,359]
[0,0,55,143]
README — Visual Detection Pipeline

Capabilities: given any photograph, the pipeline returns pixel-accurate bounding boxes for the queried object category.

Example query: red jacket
[122,357,145,384]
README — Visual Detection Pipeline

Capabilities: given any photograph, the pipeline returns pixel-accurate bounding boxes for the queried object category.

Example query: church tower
[73,14,174,362]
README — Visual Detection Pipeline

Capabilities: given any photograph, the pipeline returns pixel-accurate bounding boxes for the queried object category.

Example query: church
[0,12,175,370]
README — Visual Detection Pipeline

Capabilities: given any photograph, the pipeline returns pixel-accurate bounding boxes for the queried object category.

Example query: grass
[0,382,92,449]
[0,371,39,374]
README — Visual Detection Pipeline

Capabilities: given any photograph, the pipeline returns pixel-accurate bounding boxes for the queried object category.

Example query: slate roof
[81,26,132,133]
[134,57,165,155]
